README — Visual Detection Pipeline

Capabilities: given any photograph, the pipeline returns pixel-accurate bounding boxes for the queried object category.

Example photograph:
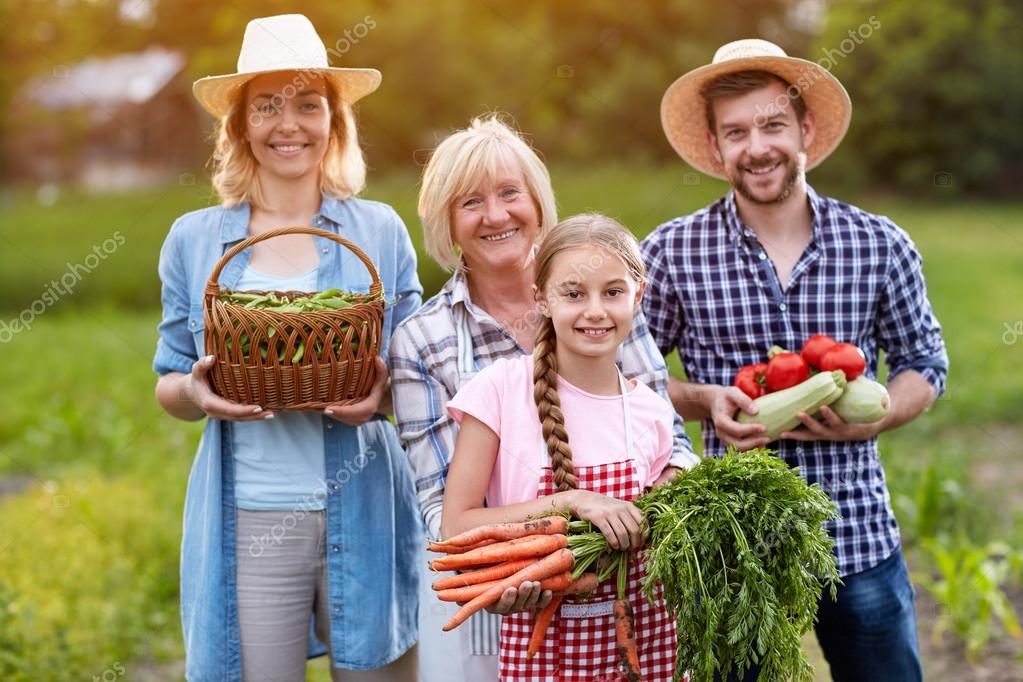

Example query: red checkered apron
[498,374,681,681]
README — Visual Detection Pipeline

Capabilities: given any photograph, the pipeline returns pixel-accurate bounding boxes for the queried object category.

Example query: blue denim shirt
[153,194,424,680]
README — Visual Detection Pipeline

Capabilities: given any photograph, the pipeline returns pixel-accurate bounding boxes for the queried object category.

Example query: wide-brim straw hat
[192,14,381,118]
[661,39,851,180]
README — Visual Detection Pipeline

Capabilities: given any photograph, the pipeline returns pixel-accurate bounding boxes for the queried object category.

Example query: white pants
[417,547,498,682]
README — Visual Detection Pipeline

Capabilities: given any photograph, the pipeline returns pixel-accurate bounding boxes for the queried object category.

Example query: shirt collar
[721,183,825,248]
[219,193,347,244]
[447,267,473,308]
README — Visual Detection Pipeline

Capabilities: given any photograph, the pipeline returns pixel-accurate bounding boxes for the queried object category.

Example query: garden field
[1,166,1021,680]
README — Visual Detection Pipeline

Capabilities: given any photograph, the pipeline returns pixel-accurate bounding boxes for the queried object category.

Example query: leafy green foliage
[914,540,1023,661]
[637,450,840,682]
[815,0,1023,196]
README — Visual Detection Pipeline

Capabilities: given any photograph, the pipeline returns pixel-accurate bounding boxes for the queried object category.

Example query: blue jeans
[814,547,922,681]
[721,547,922,682]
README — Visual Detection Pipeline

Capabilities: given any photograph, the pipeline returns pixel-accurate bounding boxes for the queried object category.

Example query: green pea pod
[315,288,343,299]
[316,298,352,309]
[291,340,306,364]
[243,295,270,309]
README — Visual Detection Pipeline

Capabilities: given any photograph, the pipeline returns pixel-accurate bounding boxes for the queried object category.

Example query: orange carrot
[442,548,574,631]
[431,558,536,591]
[433,517,570,547]
[436,571,572,602]
[558,572,599,596]
[526,594,563,659]
[430,534,568,572]
[614,598,642,681]
[427,538,499,554]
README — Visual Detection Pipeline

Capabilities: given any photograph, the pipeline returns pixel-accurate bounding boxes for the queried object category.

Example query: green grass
[0,166,1021,678]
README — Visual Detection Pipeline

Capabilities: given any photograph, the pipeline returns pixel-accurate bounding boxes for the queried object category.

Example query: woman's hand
[482,581,554,615]
[184,355,273,421]
[324,356,390,426]
[709,385,770,449]
[566,489,645,551]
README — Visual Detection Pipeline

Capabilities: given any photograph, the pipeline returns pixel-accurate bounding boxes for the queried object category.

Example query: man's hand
[779,405,884,442]
[709,385,770,450]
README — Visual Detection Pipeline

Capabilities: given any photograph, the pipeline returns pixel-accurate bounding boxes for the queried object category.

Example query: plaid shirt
[389,269,699,541]
[640,186,948,576]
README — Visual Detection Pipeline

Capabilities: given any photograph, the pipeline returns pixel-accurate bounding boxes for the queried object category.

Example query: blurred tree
[1,0,835,181]
[813,0,1023,197]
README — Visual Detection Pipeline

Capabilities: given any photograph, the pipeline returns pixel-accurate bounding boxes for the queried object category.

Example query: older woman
[389,116,698,681]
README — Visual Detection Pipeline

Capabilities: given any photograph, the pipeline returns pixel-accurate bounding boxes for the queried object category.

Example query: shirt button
[795,446,804,455]
[334,604,342,613]
[321,247,329,254]
[332,545,341,553]
[326,422,334,429]
[330,482,339,491]
[758,253,767,260]
[779,303,787,311]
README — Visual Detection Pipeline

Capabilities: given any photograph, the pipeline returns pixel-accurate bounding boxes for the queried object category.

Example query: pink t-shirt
[447,354,674,508]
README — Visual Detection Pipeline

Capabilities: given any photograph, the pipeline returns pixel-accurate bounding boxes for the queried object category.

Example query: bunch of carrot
[427,516,604,660]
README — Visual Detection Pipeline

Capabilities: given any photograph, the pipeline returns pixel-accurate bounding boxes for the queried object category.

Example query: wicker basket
[203,226,384,411]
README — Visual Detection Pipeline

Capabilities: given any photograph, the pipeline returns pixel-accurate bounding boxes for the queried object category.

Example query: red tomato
[733,364,766,399]
[800,334,837,369]
[764,352,810,392]
[819,343,867,380]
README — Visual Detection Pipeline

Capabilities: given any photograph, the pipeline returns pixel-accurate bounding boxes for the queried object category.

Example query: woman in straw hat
[389,114,699,681]
[642,39,945,681]
[153,14,421,681]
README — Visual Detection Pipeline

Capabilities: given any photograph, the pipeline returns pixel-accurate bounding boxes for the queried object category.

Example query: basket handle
[203,226,383,298]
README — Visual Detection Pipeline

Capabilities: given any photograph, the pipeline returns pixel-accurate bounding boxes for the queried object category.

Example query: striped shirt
[639,185,948,576]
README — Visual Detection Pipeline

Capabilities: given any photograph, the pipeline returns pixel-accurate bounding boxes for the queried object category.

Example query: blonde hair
[209,75,366,208]
[418,115,557,271]
[532,213,647,491]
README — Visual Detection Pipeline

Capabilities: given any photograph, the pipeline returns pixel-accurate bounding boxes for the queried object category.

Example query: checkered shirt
[639,186,948,576]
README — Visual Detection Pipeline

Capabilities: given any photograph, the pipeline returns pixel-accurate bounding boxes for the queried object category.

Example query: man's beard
[731,153,801,205]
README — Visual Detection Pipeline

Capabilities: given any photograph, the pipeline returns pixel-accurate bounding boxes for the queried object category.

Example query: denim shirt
[153,194,424,680]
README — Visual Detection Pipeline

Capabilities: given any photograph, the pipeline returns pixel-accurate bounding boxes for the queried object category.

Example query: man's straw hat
[661,39,851,179]
[192,14,380,118]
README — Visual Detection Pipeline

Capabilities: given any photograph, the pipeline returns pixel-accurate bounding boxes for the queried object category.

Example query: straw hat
[192,14,381,118]
[661,39,851,180]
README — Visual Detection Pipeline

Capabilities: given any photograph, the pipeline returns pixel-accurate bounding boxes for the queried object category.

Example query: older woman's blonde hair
[418,115,558,271]
[210,76,366,208]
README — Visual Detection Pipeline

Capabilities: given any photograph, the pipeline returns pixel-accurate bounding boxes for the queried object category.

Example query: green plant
[914,539,1023,661]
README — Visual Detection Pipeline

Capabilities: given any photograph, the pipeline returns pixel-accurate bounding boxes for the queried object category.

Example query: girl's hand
[324,357,390,426]
[482,581,553,615]
[567,490,645,551]
[184,355,273,421]
[651,465,682,488]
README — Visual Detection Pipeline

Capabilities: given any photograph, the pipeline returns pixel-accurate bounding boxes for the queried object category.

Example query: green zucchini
[737,370,847,441]
[830,377,890,423]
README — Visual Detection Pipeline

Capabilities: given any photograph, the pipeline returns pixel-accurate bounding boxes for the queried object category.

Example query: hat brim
[661,55,851,180]
[192,67,381,118]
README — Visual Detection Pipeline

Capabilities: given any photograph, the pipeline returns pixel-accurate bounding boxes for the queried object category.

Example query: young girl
[153,14,421,681]
[441,214,678,680]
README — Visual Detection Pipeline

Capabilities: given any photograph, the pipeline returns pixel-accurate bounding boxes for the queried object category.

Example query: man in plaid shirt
[642,40,947,680]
